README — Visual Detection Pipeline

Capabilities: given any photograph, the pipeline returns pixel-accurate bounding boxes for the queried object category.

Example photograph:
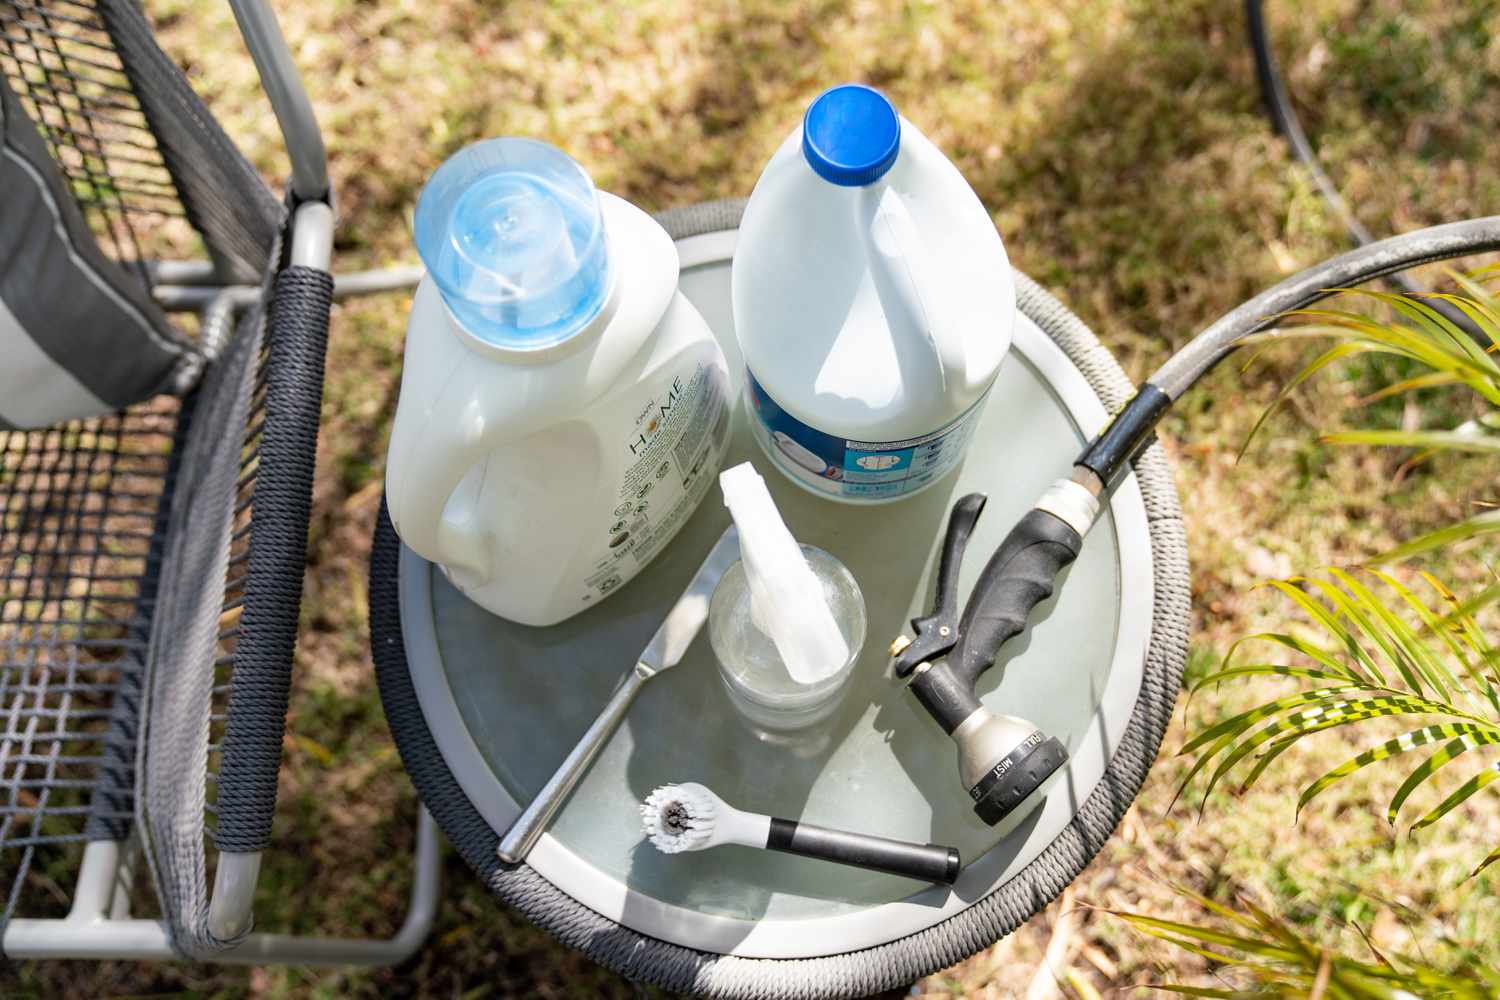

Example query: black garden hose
[1084,214,1500,484]
[1244,0,1488,344]
[946,214,1500,699]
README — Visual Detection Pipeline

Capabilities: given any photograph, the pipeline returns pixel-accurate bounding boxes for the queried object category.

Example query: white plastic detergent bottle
[733,84,1015,503]
[385,138,730,626]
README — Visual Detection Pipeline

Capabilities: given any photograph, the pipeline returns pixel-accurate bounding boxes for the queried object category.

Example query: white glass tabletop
[397,230,1154,958]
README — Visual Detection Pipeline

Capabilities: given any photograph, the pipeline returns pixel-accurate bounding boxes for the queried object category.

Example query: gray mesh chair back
[0,0,393,963]
[0,0,280,283]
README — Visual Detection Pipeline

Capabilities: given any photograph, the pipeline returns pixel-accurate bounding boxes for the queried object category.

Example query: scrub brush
[640,782,961,885]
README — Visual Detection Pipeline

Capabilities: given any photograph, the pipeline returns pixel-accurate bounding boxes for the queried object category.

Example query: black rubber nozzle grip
[767,818,961,885]
[951,508,1082,686]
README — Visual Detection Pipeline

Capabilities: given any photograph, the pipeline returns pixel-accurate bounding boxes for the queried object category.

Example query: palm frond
[1358,369,1465,404]
[1241,278,1500,467]
[1321,428,1500,455]
[1111,887,1500,999]
[1183,571,1500,872]
[1296,722,1492,819]
[1143,986,1247,998]
[1203,631,1363,685]
[1238,340,1375,460]
[1256,579,1384,682]
[1410,761,1500,833]
[1431,579,1500,641]
[1327,568,1460,698]
[1372,510,1500,564]
[1371,568,1500,707]
[1387,731,1500,824]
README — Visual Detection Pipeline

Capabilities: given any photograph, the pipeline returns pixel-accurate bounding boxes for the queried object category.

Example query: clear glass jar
[708,545,866,732]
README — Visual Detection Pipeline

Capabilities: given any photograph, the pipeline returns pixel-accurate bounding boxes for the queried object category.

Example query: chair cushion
[0,75,196,430]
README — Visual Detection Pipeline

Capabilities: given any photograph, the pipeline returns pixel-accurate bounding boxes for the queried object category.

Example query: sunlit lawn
[14,0,1500,995]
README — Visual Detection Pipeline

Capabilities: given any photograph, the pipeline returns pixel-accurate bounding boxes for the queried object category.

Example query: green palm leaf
[1296,723,1494,819]
[1280,308,1475,373]
[1358,368,1465,404]
[1367,569,1498,709]
[1109,911,1301,963]
[1283,302,1500,394]
[1257,579,1384,682]
[1431,578,1500,638]
[1321,429,1500,454]
[1239,339,1375,459]
[1244,281,1500,478]
[1386,730,1500,824]
[1113,887,1499,998]
[1173,687,1359,809]
[1370,290,1500,375]
[1189,692,1464,808]
[1329,568,1460,698]
[1185,570,1500,873]
[1309,571,1448,698]
[1435,269,1500,326]
[1210,631,1364,684]
[1422,572,1499,668]
[1428,293,1500,347]
[1221,695,1470,798]
[1299,574,1417,691]
[1410,762,1500,833]
[1373,510,1500,564]
[1180,686,1360,757]
[1190,278,1500,931]
[1190,663,1352,693]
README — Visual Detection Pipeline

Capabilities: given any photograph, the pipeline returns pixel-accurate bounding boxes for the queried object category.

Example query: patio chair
[0,0,437,964]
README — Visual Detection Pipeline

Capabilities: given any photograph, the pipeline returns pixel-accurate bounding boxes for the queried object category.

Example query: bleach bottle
[733,85,1014,503]
[385,138,730,626]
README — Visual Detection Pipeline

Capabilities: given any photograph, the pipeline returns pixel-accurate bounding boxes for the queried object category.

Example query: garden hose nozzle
[901,218,1500,821]
[891,480,1100,827]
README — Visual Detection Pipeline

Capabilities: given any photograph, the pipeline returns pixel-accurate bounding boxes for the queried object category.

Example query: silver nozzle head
[951,708,1069,828]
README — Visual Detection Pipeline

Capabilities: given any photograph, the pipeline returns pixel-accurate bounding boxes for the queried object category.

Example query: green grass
[10,0,1500,995]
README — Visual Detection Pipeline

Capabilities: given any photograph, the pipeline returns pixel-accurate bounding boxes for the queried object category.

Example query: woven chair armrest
[211,263,333,854]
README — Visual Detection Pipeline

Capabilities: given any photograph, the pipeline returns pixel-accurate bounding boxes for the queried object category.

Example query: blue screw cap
[801,84,901,187]
[414,137,610,350]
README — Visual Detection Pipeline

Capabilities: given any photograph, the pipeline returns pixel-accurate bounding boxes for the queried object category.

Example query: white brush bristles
[640,782,771,854]
[640,782,719,853]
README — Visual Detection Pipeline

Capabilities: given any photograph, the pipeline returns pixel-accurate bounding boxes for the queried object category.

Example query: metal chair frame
[0,0,438,967]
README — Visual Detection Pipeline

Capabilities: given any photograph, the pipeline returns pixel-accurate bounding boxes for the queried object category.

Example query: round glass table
[369,200,1189,999]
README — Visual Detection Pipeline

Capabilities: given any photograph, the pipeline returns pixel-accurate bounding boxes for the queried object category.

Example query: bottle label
[581,361,730,601]
[745,369,986,501]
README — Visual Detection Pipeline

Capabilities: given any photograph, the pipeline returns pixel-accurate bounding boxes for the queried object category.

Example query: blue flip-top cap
[801,84,901,187]
[414,137,610,350]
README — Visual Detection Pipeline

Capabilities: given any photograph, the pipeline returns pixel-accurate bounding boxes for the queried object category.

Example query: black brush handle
[766,818,961,885]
